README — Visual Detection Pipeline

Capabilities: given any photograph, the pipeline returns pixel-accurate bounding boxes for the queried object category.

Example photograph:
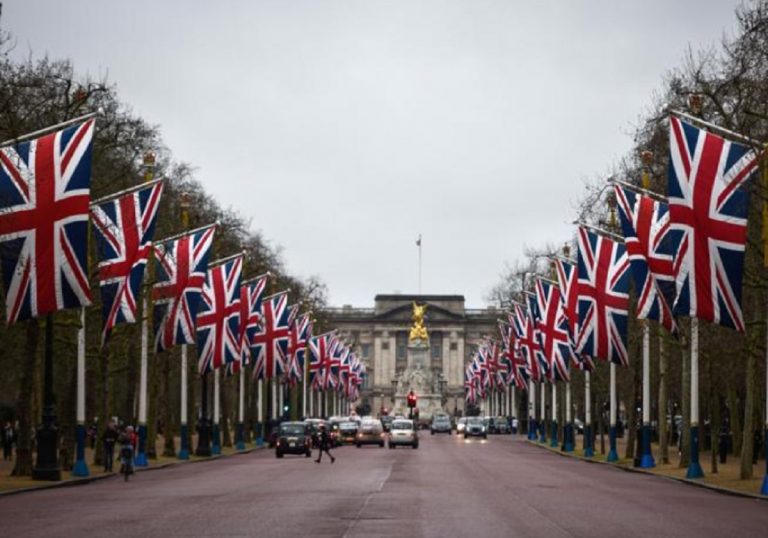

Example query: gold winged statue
[409,302,429,342]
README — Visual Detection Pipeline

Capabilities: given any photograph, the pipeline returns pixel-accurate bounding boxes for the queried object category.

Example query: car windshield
[340,422,357,430]
[468,418,484,425]
[392,421,413,431]
[280,425,305,435]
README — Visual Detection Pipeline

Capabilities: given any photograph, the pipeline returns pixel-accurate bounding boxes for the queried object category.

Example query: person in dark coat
[103,421,119,472]
[315,424,335,464]
[2,422,15,461]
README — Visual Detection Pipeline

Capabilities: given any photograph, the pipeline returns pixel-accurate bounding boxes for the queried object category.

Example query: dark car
[338,421,359,444]
[430,414,452,435]
[275,422,312,458]
[490,416,510,434]
[464,417,487,439]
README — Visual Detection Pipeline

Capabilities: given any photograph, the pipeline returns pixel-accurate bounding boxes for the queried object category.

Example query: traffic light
[407,391,417,409]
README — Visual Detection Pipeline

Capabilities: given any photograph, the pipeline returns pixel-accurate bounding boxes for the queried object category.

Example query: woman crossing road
[315,424,335,464]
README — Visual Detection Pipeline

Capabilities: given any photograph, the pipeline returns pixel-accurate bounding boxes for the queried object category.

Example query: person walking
[315,424,335,464]
[2,421,15,461]
[103,421,119,472]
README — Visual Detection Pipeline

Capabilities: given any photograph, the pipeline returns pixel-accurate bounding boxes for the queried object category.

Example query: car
[356,419,385,447]
[490,416,510,434]
[328,419,344,446]
[338,421,359,444]
[275,422,312,458]
[456,417,467,434]
[430,414,452,435]
[389,419,419,449]
[464,417,487,439]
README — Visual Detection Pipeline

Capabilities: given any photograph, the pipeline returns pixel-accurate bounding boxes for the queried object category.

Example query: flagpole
[271,379,277,420]
[528,382,536,440]
[72,307,89,476]
[607,363,619,462]
[686,318,704,478]
[178,345,190,459]
[302,359,308,419]
[212,369,221,454]
[584,370,594,457]
[256,378,264,445]
[762,300,768,494]
[550,383,558,448]
[135,298,149,467]
[236,368,246,450]
[640,322,655,467]
[417,234,422,294]
[539,382,547,443]
[0,111,99,149]
[564,382,574,452]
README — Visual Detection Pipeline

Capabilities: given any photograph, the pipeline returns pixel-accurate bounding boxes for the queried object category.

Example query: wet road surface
[2,434,767,537]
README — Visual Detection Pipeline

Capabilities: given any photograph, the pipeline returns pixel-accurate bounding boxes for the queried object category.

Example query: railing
[323,306,499,319]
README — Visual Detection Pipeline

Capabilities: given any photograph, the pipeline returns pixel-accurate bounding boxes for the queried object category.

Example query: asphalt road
[2,434,767,537]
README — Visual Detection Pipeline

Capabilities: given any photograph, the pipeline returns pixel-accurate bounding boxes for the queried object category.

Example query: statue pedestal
[393,339,445,420]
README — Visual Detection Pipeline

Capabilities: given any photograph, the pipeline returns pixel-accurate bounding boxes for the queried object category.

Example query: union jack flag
[575,227,630,365]
[464,365,477,404]
[252,291,291,380]
[152,225,216,352]
[91,181,163,344]
[324,339,344,391]
[615,184,677,334]
[309,331,335,390]
[285,313,312,385]
[228,273,269,376]
[196,256,243,374]
[667,116,758,332]
[470,354,487,399]
[501,315,528,389]
[0,120,95,323]
[554,257,594,371]
[534,278,573,382]
[511,303,541,382]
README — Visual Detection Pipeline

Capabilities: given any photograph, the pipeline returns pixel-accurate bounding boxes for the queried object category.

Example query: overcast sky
[4,1,742,307]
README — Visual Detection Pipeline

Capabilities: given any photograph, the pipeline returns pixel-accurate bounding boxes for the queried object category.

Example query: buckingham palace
[322,294,500,417]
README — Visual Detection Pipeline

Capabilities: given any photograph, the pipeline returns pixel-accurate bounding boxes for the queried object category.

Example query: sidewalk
[528,433,767,499]
[0,435,262,495]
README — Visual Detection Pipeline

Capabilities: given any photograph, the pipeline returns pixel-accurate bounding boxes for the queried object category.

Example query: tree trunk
[93,343,110,467]
[739,344,757,479]
[728,382,742,455]
[659,334,669,464]
[125,335,138,425]
[11,320,40,477]
[58,359,77,471]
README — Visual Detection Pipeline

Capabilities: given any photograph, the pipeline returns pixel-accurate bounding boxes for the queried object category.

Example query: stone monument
[392,302,445,419]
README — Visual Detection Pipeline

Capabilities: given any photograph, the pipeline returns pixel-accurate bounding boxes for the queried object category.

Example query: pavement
[1,434,767,538]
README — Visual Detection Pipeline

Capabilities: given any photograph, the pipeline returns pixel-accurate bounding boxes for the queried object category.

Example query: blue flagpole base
[72,458,89,477]
[583,424,593,457]
[686,461,704,479]
[760,473,768,496]
[134,424,148,467]
[528,419,536,440]
[564,424,574,452]
[539,422,547,443]
[211,424,221,455]
[72,424,89,477]
[178,423,190,460]
[607,426,618,462]
[686,425,704,479]
[639,424,655,468]
[550,421,558,448]
[235,422,245,450]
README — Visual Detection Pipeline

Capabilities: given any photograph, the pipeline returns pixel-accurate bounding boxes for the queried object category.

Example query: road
[1,434,767,537]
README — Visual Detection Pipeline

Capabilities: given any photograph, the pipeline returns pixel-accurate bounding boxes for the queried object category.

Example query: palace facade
[322,294,500,416]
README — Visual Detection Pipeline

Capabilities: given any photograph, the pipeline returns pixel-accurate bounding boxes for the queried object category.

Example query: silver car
[389,419,419,449]
[464,416,487,439]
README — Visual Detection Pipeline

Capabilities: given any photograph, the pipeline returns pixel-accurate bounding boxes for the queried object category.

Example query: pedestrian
[315,424,335,464]
[103,421,119,472]
[2,421,15,461]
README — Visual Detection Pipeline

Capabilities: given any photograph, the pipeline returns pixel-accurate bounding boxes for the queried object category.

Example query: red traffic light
[407,391,417,408]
